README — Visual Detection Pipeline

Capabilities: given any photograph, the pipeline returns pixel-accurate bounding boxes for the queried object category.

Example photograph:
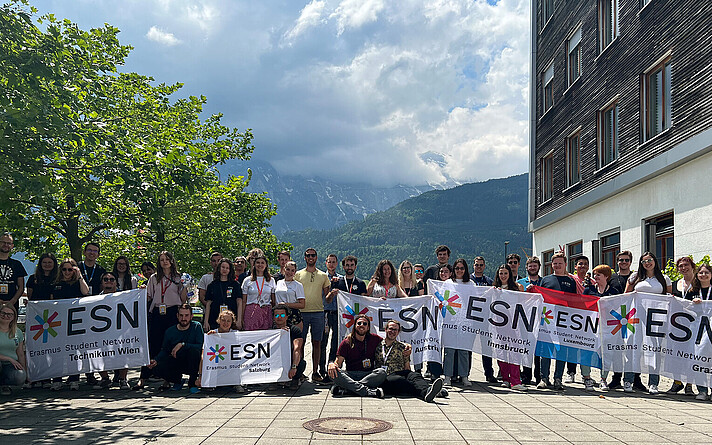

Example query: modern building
[528,0,712,275]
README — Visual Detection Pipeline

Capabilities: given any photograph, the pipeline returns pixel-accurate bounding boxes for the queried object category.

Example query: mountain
[283,173,530,278]
[219,159,460,234]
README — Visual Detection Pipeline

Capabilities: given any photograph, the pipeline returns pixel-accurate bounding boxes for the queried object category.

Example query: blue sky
[32,0,531,187]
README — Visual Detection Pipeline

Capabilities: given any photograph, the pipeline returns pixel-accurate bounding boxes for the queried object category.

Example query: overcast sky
[33,0,530,187]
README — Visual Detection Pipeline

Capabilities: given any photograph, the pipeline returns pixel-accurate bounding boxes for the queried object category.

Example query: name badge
[220,305,228,313]
[226,288,233,298]
[87,285,93,295]
[362,358,371,369]
[381,365,388,371]
[0,283,8,294]
[159,304,167,315]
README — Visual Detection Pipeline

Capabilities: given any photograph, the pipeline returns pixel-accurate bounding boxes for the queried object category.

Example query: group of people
[1,230,711,402]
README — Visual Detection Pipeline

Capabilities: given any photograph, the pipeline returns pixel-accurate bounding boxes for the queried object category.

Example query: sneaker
[511,384,528,391]
[649,384,659,395]
[564,373,575,384]
[51,382,62,391]
[443,376,452,386]
[69,381,80,391]
[437,388,449,398]
[330,385,343,396]
[537,379,551,389]
[424,371,432,380]
[370,387,384,399]
[608,379,622,390]
[189,387,200,394]
[0,386,11,396]
[462,378,472,388]
[667,382,684,394]
[321,374,332,384]
[696,392,709,401]
[685,384,695,396]
[311,373,324,384]
[501,381,511,388]
[119,380,130,390]
[93,379,111,390]
[624,382,634,393]
[600,379,609,391]
[425,377,444,403]
[234,385,245,393]
[486,375,498,384]
[171,380,184,391]
[553,378,564,390]
[584,377,595,391]
[633,381,648,392]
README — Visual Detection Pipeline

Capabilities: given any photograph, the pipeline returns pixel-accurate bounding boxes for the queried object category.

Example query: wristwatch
[291,365,298,369]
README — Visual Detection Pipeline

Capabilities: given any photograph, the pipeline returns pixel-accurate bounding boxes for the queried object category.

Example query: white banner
[25,289,150,381]
[200,329,291,387]
[337,292,442,365]
[428,281,543,366]
[599,291,712,387]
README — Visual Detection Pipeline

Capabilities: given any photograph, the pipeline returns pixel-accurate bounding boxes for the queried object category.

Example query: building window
[640,0,652,8]
[598,102,618,168]
[643,58,672,141]
[542,250,554,276]
[598,0,618,53]
[543,63,554,113]
[567,241,583,273]
[541,151,554,202]
[542,0,554,29]
[567,26,582,86]
[566,132,581,186]
[645,212,674,268]
[600,232,620,268]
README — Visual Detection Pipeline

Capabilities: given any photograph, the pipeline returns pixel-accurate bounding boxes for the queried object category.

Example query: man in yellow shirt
[295,248,331,384]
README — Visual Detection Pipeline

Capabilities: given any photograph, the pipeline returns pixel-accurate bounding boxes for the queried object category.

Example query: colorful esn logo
[207,345,226,363]
[541,306,554,325]
[342,303,372,328]
[30,309,62,343]
[434,290,461,317]
[608,304,640,338]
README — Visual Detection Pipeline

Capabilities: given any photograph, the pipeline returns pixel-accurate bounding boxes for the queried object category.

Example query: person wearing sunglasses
[327,314,385,398]
[93,272,130,390]
[606,250,634,390]
[272,303,306,390]
[0,303,26,396]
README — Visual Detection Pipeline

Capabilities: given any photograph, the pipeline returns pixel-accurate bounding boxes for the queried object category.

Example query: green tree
[0,1,287,272]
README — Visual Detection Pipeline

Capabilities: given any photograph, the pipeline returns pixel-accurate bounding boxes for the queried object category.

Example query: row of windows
[540,212,674,275]
[539,56,672,204]
[541,0,652,35]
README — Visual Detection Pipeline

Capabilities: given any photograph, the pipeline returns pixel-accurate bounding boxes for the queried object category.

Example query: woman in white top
[368,260,407,299]
[443,258,475,387]
[241,255,276,331]
[624,251,671,394]
[398,260,424,296]
[274,261,306,330]
[113,256,138,291]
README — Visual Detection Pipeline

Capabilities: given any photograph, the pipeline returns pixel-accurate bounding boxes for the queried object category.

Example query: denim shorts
[301,311,325,342]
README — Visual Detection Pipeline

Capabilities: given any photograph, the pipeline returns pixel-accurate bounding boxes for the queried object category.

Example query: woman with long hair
[368,260,407,299]
[274,260,306,331]
[667,256,697,395]
[691,264,712,400]
[0,303,26,395]
[26,253,57,301]
[134,251,187,390]
[398,260,423,296]
[204,258,243,332]
[624,251,671,394]
[493,264,526,391]
[113,256,138,291]
[241,254,276,331]
[442,258,474,387]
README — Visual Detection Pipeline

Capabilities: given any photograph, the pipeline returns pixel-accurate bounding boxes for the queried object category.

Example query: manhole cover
[303,417,393,435]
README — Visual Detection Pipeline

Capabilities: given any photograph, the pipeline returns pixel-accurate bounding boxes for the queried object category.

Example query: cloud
[331,0,385,35]
[145,26,181,46]
[283,0,326,43]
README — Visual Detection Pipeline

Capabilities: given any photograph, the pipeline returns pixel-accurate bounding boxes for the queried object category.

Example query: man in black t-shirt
[535,252,576,390]
[607,250,636,390]
[273,304,306,390]
[0,233,27,309]
[423,245,450,287]
[78,242,106,296]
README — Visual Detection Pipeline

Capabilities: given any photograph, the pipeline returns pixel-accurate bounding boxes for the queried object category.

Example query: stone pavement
[2,361,712,445]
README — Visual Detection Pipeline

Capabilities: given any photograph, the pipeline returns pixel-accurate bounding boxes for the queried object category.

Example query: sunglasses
[305,253,317,258]
[103,277,116,282]
[414,269,424,273]
[62,267,74,272]
[355,321,369,326]
[274,313,287,318]
[642,259,655,264]
[618,259,631,262]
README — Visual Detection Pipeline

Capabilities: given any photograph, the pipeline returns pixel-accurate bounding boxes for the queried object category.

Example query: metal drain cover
[303,416,393,435]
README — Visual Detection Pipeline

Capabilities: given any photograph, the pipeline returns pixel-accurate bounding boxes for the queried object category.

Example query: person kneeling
[272,303,306,390]
[327,314,385,398]
[147,303,202,394]
[376,320,444,403]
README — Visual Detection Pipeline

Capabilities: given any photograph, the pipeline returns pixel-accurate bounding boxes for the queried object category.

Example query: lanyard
[384,285,389,298]
[345,278,354,294]
[681,280,693,299]
[255,277,265,297]
[82,263,96,283]
[160,277,170,303]
[382,343,395,364]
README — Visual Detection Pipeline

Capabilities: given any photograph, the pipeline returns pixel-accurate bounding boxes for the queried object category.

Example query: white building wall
[532,150,712,265]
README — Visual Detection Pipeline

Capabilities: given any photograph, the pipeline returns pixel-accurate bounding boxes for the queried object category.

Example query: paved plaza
[3,355,712,445]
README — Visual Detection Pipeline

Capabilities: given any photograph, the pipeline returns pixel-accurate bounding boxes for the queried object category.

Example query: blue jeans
[333,368,386,396]
[443,348,470,378]
[319,311,338,372]
[624,372,658,386]
[540,358,566,381]
[0,361,25,386]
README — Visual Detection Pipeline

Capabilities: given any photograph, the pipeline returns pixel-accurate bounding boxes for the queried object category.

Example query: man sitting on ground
[147,303,203,393]
[327,314,385,398]
[272,303,306,390]
[375,320,445,403]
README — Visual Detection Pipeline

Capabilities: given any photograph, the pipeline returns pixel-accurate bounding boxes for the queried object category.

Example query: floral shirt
[374,340,408,374]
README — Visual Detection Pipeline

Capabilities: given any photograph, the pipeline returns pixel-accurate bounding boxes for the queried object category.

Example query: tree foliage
[0,0,288,273]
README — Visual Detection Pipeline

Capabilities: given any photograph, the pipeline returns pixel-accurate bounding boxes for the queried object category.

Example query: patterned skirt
[244,303,272,331]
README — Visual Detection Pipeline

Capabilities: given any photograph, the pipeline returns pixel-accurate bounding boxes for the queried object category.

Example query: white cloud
[331,0,386,35]
[283,0,326,43]
[145,26,181,46]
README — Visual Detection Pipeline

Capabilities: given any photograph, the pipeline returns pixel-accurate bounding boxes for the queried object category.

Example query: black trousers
[140,306,179,379]
[382,370,431,400]
[152,347,202,387]
[521,356,541,383]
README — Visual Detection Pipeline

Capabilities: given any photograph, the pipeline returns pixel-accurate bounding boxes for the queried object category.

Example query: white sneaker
[564,372,575,384]
[600,379,609,391]
[648,384,659,395]
[511,384,527,391]
[624,382,634,393]
[443,376,452,386]
[69,381,80,391]
[584,377,595,391]
[695,393,709,401]
[462,378,472,388]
